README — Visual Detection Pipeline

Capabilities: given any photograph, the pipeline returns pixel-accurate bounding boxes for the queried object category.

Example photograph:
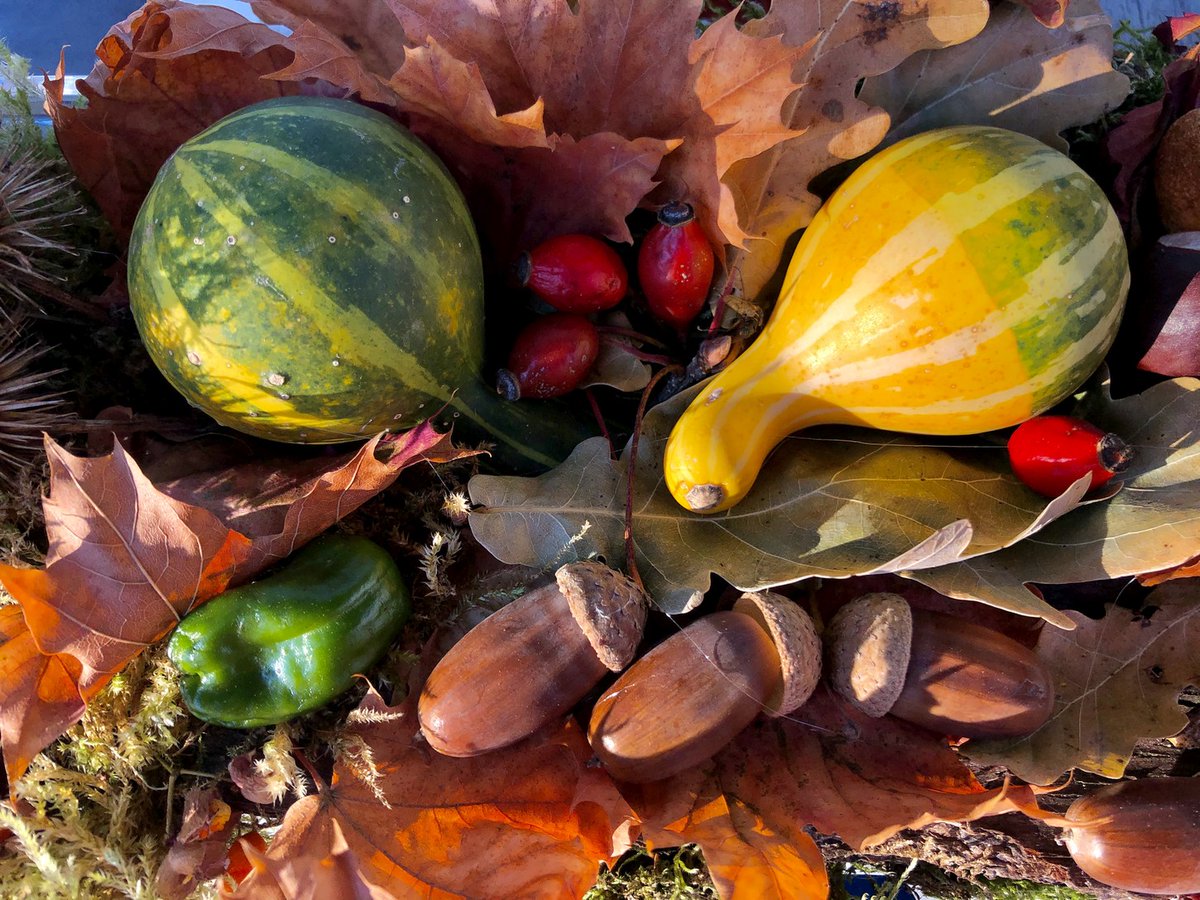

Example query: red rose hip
[1007,415,1134,497]
[638,201,715,330]
[497,313,600,400]
[517,234,627,313]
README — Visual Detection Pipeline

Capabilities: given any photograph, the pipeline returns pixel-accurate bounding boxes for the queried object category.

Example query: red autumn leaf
[159,421,478,575]
[45,0,309,245]
[1154,13,1200,58]
[0,423,475,786]
[628,688,1043,859]
[228,683,633,899]
[1137,236,1200,377]
[222,797,394,899]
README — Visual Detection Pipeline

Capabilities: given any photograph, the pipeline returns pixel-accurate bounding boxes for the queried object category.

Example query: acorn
[1154,108,1200,234]
[587,591,821,783]
[418,561,647,757]
[825,592,1055,739]
[1063,776,1200,894]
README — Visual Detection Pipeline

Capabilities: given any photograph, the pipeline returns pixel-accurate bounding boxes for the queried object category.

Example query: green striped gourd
[665,126,1129,514]
[128,96,588,470]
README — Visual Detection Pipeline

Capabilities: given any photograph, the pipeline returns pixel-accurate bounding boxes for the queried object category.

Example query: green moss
[587,844,719,900]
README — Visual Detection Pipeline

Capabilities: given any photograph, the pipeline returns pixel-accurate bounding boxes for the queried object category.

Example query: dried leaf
[45,0,307,244]
[245,684,632,898]
[639,788,829,899]
[962,582,1200,785]
[224,796,394,899]
[0,606,86,791]
[157,787,235,900]
[468,386,1088,620]
[1136,235,1200,377]
[859,0,1129,154]
[727,0,990,297]
[0,423,472,784]
[912,376,1200,619]
[579,313,652,393]
[629,688,1043,857]
[250,0,408,76]
[159,422,479,575]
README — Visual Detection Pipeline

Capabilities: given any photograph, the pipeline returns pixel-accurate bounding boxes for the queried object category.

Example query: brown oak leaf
[627,687,1045,861]
[727,0,990,296]
[230,683,633,899]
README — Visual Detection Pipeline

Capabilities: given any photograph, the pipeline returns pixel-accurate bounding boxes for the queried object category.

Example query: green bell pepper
[167,533,409,728]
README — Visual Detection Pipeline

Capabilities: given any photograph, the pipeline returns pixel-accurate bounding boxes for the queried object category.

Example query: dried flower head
[0,145,85,315]
[0,326,69,485]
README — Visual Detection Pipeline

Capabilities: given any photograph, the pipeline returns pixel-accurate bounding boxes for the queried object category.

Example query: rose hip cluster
[496,202,715,400]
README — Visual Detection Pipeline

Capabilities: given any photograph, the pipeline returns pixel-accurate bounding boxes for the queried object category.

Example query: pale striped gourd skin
[129,96,483,445]
[665,126,1130,514]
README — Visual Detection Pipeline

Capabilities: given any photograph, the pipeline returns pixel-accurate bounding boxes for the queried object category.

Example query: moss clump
[0,649,204,899]
[587,844,718,899]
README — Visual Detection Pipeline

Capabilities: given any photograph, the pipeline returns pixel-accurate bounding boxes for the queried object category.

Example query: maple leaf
[232,682,633,899]
[962,582,1200,785]
[156,786,235,900]
[0,424,474,786]
[44,0,307,244]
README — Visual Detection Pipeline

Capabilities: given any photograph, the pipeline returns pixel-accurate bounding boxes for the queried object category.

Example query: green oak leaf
[962,581,1200,785]
[468,386,1087,619]
[912,376,1200,618]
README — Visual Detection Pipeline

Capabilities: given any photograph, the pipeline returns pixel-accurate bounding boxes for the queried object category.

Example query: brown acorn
[1154,108,1200,234]
[1063,776,1200,895]
[418,561,647,757]
[587,591,821,783]
[825,592,1055,739]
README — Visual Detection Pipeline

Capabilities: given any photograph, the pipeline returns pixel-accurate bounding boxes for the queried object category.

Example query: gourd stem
[447,377,598,473]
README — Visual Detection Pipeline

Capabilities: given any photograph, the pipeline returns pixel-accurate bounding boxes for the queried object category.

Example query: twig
[625,365,683,589]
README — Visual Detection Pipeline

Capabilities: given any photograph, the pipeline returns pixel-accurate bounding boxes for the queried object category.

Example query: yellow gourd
[665,126,1129,513]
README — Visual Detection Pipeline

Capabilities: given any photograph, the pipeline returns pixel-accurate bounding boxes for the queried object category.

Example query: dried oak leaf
[627,688,1045,868]
[231,683,632,899]
[912,376,1200,620]
[223,798,394,899]
[859,0,1129,154]
[962,581,1200,786]
[45,0,307,245]
[468,385,1089,622]
[157,786,235,900]
[0,423,472,786]
[726,0,990,297]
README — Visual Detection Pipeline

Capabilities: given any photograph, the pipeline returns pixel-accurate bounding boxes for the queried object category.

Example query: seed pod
[588,591,820,783]
[496,313,600,400]
[637,201,715,331]
[418,562,647,757]
[826,593,1055,739]
[1007,415,1133,497]
[1063,777,1200,895]
[517,234,628,313]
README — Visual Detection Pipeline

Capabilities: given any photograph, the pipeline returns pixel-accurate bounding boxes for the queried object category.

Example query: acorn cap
[555,561,648,671]
[733,591,821,716]
[825,592,913,718]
